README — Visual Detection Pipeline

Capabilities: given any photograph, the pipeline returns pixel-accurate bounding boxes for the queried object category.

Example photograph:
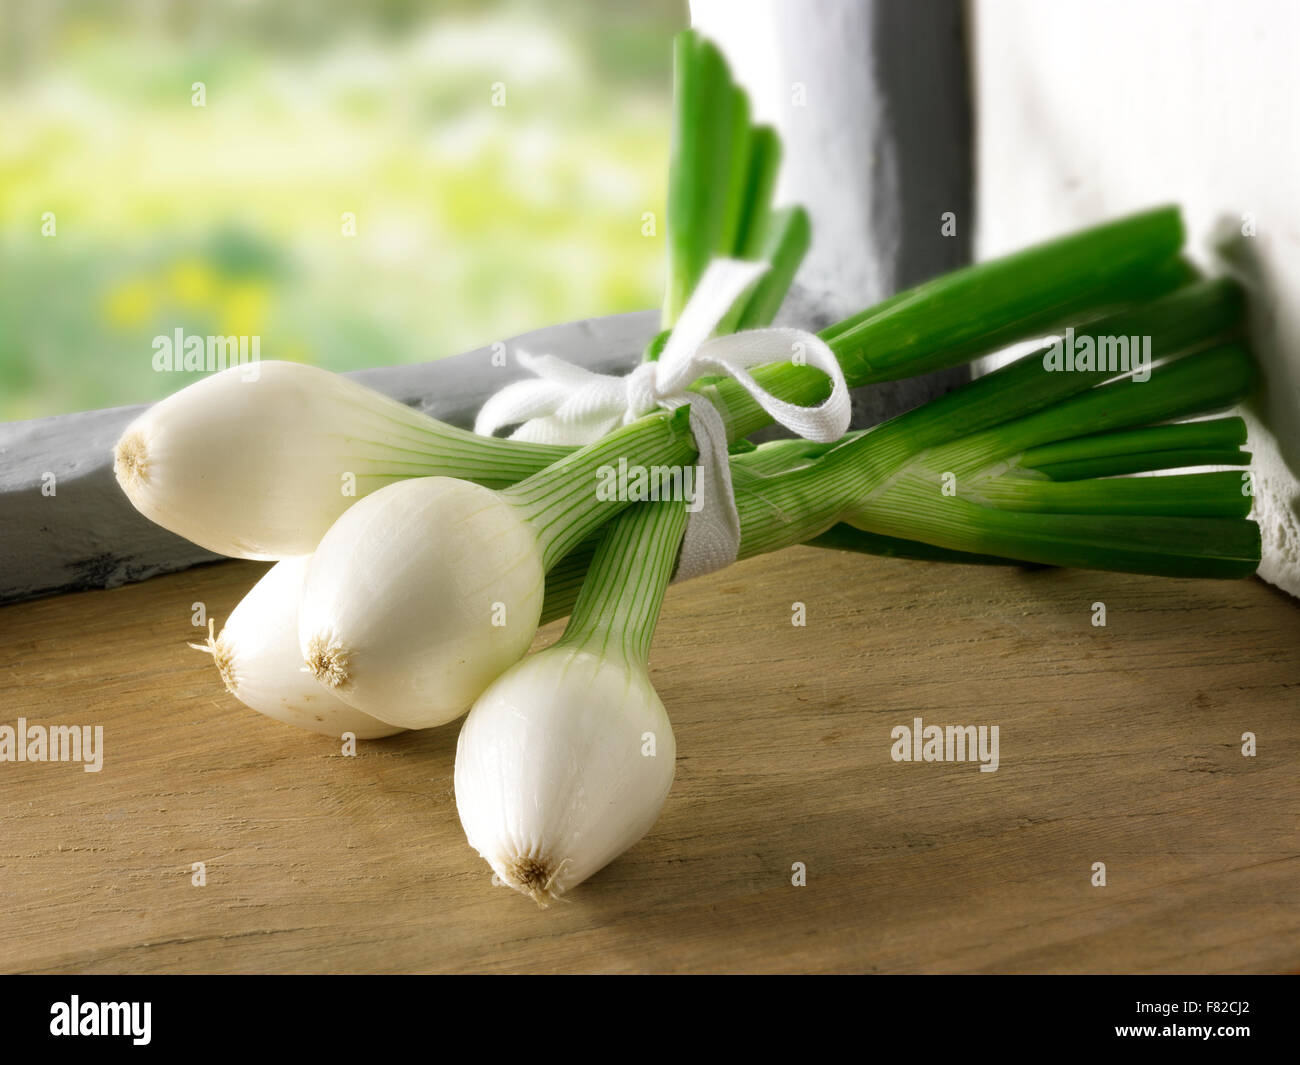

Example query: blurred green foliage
[0,0,684,420]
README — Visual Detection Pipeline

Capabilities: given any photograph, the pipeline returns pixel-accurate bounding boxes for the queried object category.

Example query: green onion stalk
[539,278,1259,625]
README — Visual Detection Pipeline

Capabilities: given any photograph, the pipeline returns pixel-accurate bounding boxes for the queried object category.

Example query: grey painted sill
[0,286,966,605]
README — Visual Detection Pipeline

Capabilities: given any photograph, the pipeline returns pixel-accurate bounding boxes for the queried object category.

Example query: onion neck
[388,415,568,489]
[502,407,696,571]
[555,498,687,669]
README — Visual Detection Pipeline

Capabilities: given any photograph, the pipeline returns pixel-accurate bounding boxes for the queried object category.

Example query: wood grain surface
[1,548,1297,973]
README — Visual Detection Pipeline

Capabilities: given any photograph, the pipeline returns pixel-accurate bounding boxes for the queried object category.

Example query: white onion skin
[454,646,676,903]
[298,477,545,730]
[113,361,456,560]
[216,557,404,740]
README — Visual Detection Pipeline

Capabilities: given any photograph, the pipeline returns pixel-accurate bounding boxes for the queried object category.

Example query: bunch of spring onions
[114,31,1260,905]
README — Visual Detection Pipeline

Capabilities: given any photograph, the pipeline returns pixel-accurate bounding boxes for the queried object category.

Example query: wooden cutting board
[2,547,1297,973]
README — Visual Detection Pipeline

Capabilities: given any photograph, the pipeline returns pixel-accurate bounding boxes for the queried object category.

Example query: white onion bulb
[297,477,545,730]
[197,556,404,739]
[113,360,553,560]
[454,645,676,905]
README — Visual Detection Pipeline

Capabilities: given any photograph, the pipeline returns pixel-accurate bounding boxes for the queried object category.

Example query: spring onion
[113,360,564,559]
[455,498,685,905]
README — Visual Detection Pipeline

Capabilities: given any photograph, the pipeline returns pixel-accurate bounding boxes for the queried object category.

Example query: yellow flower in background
[220,279,270,338]
[167,258,219,310]
[101,277,157,329]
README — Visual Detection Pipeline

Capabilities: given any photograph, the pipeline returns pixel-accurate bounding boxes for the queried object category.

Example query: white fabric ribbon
[475,259,851,579]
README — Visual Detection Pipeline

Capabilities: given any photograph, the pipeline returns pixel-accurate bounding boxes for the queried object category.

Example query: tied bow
[475,259,851,579]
